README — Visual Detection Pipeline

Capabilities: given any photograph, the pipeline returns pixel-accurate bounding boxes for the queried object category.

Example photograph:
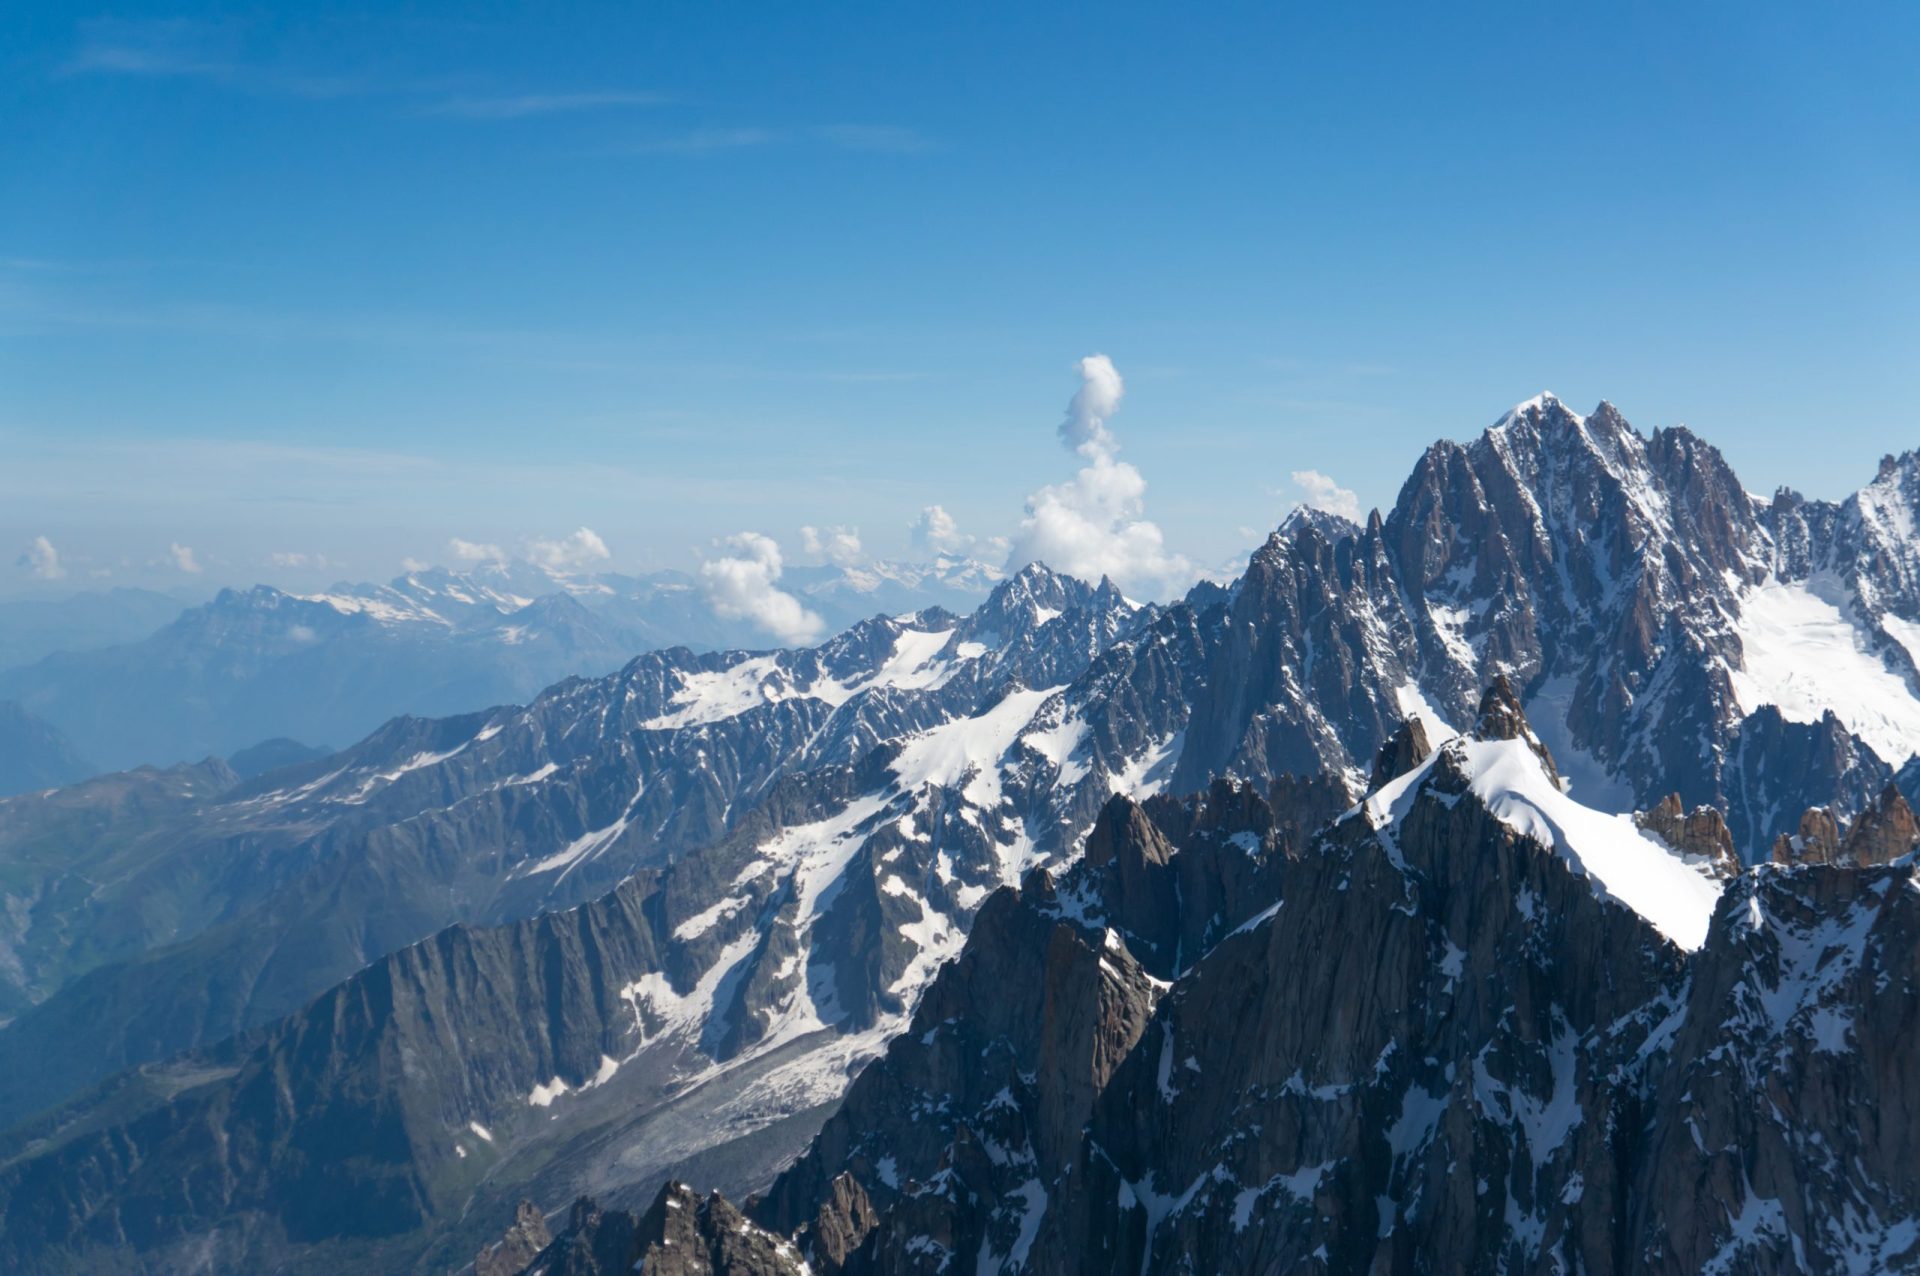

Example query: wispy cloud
[626,127,782,154]
[61,19,935,165]
[63,18,367,98]
[62,19,664,120]
[620,124,934,156]
[424,90,669,120]
[810,124,934,154]
[268,550,333,569]
[64,18,231,79]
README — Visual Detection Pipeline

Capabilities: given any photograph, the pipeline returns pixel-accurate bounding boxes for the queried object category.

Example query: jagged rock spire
[474,1200,550,1276]
[1840,783,1920,866]
[1771,786,1918,867]
[1636,794,1741,879]
[1472,673,1561,787]
[633,1182,806,1275]
[796,1174,878,1272]
[1369,716,1433,791]
[1772,806,1843,865]
[1083,793,1177,870]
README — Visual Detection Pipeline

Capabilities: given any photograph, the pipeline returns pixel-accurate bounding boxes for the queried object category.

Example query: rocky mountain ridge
[0,566,1139,1129]
[5,398,1920,1271]
[521,686,1920,1274]
[0,554,1006,776]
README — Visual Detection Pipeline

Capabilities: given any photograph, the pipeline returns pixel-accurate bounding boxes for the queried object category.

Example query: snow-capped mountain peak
[1359,686,1726,949]
[1492,389,1581,430]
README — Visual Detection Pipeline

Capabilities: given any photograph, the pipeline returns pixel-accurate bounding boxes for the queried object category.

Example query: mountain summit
[5,402,1920,1272]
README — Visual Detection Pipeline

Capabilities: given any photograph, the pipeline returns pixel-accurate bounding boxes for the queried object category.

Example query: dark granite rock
[1370,715,1434,790]
[1839,783,1920,865]
[1637,793,1741,878]
[476,1200,551,1276]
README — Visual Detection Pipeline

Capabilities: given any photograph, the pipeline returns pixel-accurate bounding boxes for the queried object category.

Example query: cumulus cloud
[400,557,430,573]
[910,505,965,555]
[1058,353,1125,460]
[19,535,65,580]
[444,529,611,574]
[526,527,611,573]
[1289,469,1362,522]
[169,542,203,574]
[699,532,824,645]
[1005,355,1195,598]
[269,551,331,569]
[449,537,506,564]
[909,505,1006,561]
[800,524,864,567]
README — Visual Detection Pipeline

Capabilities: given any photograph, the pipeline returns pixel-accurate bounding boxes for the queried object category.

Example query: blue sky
[2,1,1917,596]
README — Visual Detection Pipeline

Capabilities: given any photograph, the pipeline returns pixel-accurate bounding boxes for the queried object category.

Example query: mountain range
[3,395,1920,1272]
[0,554,1003,776]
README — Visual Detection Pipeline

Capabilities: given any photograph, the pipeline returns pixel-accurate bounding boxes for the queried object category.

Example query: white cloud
[699,532,825,645]
[427,90,668,120]
[909,505,1005,560]
[1059,353,1125,460]
[19,535,65,580]
[910,505,966,555]
[400,556,430,573]
[169,542,203,574]
[449,537,506,564]
[268,551,331,569]
[525,526,611,573]
[800,524,864,567]
[623,124,931,156]
[1006,355,1194,598]
[1289,469,1361,522]
[627,127,780,154]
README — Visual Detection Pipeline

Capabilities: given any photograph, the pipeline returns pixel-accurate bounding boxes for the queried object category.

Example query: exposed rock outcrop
[1637,793,1741,878]
[515,1198,637,1276]
[14,410,1920,1274]
[632,1183,808,1276]
[1773,804,1844,865]
[476,1201,551,1276]
[1773,785,1919,868]
[1473,672,1562,784]
[1839,782,1920,865]
[1370,715,1434,790]
[667,686,1920,1275]
[797,1174,878,1271]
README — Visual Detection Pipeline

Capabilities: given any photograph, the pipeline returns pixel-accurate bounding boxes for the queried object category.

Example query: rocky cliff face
[571,688,1920,1275]
[0,575,1212,1271]
[1176,398,1920,866]
[8,400,1920,1274]
[0,568,1156,1129]
[476,1201,553,1276]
